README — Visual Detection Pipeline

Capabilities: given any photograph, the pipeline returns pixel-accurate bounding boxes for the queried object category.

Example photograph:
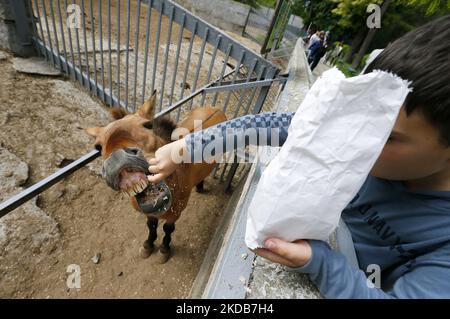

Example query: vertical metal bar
[189,27,209,110]
[41,0,56,66]
[212,43,232,107]
[169,13,185,106]
[64,0,76,80]
[124,0,131,110]
[243,66,265,115]
[223,51,245,113]
[73,0,84,86]
[107,0,113,106]
[251,67,277,114]
[33,0,48,61]
[56,0,69,74]
[141,0,152,105]
[220,152,235,182]
[159,5,175,112]
[179,21,197,100]
[200,35,221,107]
[89,0,98,96]
[49,0,62,70]
[211,163,220,179]
[233,59,257,118]
[98,0,106,102]
[132,0,142,112]
[224,156,240,192]
[116,0,121,106]
[150,0,163,96]
[81,0,91,91]
[177,20,197,121]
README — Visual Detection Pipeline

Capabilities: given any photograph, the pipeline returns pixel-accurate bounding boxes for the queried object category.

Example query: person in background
[308,32,326,71]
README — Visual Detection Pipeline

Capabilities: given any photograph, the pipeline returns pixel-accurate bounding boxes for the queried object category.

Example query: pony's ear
[153,116,177,142]
[110,107,128,120]
[86,126,104,137]
[137,90,157,120]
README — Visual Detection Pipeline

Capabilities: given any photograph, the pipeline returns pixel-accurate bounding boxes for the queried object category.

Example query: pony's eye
[143,121,153,129]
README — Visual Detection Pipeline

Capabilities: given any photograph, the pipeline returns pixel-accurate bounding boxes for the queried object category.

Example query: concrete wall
[254,6,303,29]
[173,0,251,34]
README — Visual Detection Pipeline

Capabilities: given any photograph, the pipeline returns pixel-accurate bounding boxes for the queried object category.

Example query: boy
[147,15,450,298]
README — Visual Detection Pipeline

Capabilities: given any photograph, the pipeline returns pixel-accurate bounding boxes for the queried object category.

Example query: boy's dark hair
[364,15,450,147]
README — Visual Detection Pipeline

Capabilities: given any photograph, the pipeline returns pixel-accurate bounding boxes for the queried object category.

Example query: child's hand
[253,238,312,268]
[147,138,189,184]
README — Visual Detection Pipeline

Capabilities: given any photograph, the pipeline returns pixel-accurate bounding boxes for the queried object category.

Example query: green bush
[334,59,358,78]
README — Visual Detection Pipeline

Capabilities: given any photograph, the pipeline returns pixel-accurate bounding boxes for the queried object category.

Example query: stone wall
[173,0,251,34]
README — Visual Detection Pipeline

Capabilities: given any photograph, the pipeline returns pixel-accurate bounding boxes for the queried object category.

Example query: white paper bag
[245,68,411,249]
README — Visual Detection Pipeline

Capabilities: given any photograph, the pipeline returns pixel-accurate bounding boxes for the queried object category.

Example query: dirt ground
[0,51,231,298]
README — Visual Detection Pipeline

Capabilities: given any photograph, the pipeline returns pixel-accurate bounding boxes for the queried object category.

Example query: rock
[0,50,8,61]
[55,154,74,168]
[12,57,61,76]
[91,253,101,264]
[0,147,61,297]
[0,147,29,194]
[86,160,103,177]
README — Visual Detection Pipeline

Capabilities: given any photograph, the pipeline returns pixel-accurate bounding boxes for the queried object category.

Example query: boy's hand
[253,238,312,268]
[147,138,188,184]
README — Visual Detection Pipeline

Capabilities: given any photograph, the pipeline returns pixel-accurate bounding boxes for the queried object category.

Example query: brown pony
[86,91,226,263]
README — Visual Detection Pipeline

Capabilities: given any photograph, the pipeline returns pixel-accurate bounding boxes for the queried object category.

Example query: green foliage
[334,51,368,77]
[257,0,277,8]
[334,59,358,77]
[234,0,261,8]
[399,0,450,15]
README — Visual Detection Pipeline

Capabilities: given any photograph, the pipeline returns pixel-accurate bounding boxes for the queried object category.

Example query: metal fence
[1,0,285,216]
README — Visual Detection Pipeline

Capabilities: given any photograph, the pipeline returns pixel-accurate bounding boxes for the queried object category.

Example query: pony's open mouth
[119,168,172,215]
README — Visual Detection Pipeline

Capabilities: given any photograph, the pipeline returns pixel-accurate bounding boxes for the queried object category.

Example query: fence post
[241,7,251,37]
[0,0,36,56]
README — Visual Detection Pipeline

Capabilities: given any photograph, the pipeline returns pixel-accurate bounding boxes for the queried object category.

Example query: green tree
[333,0,450,66]
[234,0,261,8]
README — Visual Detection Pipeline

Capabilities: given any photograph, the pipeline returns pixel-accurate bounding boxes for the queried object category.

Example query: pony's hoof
[157,250,171,264]
[139,245,154,259]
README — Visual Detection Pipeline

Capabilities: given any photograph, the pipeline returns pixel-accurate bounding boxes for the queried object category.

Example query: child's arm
[289,240,450,298]
[185,111,294,162]
[148,112,294,183]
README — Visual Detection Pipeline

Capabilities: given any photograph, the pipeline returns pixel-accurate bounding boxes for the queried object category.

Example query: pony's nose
[123,147,140,156]
[102,147,149,191]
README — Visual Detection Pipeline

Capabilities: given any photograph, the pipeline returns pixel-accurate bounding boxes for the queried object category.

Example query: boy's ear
[137,90,157,120]
[86,126,104,137]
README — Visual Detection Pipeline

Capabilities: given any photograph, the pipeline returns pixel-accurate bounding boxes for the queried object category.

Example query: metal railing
[1,0,285,217]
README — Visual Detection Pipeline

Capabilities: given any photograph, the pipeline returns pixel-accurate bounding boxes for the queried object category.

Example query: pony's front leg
[139,216,158,258]
[157,223,175,264]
